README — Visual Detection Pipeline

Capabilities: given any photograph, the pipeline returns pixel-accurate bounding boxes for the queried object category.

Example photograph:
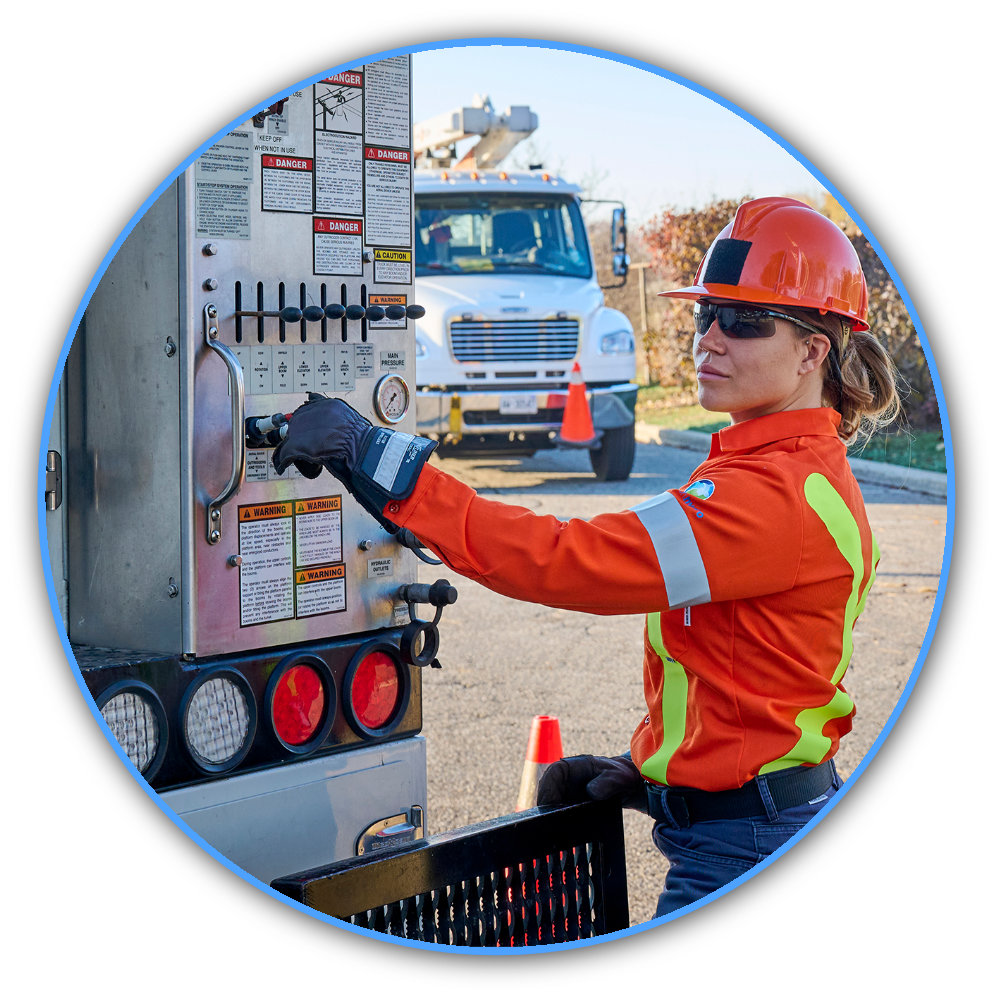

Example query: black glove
[537,754,648,813]
[272,395,437,533]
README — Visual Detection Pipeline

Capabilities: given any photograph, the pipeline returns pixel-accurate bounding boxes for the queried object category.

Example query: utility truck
[411,97,638,481]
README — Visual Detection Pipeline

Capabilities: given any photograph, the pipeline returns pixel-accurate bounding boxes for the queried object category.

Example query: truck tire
[589,424,636,481]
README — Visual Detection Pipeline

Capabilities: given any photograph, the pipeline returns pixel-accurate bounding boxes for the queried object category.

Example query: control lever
[396,579,457,669]
[395,527,443,566]
[245,412,289,447]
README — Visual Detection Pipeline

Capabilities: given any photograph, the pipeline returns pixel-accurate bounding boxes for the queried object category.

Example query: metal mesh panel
[272,802,628,947]
[450,319,579,363]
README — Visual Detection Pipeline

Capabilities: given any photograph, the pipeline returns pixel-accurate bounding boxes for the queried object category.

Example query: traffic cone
[557,362,596,445]
[515,715,564,811]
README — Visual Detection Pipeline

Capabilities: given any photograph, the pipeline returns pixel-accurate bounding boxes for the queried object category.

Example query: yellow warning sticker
[239,501,293,521]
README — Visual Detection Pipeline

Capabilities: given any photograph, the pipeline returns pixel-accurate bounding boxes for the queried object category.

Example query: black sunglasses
[694,302,826,340]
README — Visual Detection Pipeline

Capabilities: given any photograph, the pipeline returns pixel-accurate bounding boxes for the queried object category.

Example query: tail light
[96,681,168,781]
[181,669,257,773]
[266,654,335,753]
[344,643,410,738]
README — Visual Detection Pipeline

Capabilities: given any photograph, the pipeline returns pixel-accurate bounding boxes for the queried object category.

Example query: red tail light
[344,644,410,737]
[266,655,335,753]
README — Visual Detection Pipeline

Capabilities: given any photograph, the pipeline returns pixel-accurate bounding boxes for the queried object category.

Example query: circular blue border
[35,35,954,954]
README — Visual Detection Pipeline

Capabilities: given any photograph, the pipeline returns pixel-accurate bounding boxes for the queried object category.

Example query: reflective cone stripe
[558,362,596,444]
[515,715,564,811]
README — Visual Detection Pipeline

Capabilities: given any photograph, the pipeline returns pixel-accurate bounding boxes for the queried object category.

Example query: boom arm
[414,95,538,171]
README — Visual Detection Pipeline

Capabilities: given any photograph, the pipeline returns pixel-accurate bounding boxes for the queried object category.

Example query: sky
[411,43,827,222]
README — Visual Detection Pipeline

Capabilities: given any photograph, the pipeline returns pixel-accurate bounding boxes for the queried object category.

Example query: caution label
[373,249,412,285]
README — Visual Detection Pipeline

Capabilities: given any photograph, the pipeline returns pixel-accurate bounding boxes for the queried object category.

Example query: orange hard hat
[659,196,869,331]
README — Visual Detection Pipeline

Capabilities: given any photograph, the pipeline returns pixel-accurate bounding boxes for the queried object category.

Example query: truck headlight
[599,330,635,355]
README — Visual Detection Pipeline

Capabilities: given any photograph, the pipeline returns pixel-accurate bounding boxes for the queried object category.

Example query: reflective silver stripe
[630,492,711,609]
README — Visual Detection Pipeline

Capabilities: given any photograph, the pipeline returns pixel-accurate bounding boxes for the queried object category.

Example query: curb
[635,422,948,499]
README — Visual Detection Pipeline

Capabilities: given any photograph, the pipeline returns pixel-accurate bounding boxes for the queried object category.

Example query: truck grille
[450,319,579,363]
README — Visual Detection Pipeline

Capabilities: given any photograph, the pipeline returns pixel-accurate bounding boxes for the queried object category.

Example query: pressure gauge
[373,374,410,424]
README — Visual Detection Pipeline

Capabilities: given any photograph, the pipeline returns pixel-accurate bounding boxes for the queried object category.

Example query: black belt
[645,760,835,827]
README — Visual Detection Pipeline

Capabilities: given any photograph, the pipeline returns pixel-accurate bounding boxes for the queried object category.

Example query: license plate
[500,394,538,415]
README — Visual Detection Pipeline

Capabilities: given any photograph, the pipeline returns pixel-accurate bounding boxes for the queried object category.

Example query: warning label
[295,563,347,618]
[294,496,343,566]
[369,293,406,329]
[373,249,412,285]
[237,497,347,625]
[238,502,294,626]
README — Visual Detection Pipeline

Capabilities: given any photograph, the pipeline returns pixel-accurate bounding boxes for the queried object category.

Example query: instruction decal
[368,293,407,329]
[195,130,253,239]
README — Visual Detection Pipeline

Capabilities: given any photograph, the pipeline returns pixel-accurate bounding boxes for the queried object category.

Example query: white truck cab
[412,168,638,480]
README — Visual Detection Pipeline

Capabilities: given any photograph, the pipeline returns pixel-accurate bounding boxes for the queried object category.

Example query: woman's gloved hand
[272,394,437,533]
[537,754,648,813]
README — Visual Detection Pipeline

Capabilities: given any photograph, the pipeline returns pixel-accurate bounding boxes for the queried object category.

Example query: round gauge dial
[373,374,410,424]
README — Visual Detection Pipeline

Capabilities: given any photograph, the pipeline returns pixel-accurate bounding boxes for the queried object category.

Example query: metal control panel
[60,56,421,658]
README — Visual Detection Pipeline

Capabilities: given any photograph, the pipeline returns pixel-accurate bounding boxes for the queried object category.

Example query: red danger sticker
[322,71,363,86]
[261,155,313,171]
[365,146,411,163]
[313,217,362,235]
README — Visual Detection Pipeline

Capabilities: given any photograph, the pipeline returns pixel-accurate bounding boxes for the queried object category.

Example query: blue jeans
[648,761,843,918]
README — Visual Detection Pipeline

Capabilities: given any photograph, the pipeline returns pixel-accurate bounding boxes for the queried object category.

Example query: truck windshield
[415,192,592,278]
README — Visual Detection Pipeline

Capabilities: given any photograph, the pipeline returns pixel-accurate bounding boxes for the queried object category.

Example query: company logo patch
[684,479,715,501]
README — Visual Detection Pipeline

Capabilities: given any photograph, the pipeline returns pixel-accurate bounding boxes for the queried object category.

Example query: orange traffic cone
[557,362,596,445]
[515,715,564,811]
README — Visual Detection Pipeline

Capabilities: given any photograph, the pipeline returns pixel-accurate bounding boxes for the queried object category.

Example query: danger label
[314,216,362,275]
[262,153,313,213]
[323,71,363,87]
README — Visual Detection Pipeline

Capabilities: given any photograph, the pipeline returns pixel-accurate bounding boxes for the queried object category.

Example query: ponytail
[780,305,901,444]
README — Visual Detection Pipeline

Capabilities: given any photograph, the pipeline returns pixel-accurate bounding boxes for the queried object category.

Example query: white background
[10,2,988,989]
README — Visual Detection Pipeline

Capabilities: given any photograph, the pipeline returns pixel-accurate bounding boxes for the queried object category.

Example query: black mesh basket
[272,801,629,946]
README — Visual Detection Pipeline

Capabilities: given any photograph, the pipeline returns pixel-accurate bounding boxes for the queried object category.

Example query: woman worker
[272,196,900,918]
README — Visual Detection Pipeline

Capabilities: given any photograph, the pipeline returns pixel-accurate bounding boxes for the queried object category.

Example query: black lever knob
[278,306,303,323]
[405,304,426,320]
[302,305,325,322]
[345,304,366,321]
[365,305,386,322]
[385,304,407,321]
[324,303,346,320]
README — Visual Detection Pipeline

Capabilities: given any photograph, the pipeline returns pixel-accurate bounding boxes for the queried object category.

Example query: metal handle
[204,303,245,545]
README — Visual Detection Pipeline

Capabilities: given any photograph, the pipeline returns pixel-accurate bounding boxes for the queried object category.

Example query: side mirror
[612,251,630,278]
[611,206,627,253]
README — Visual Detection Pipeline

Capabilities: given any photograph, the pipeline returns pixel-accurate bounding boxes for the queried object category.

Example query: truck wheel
[589,424,635,481]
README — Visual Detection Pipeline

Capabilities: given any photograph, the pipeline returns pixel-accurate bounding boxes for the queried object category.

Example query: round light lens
[351,651,402,730]
[184,674,253,769]
[272,663,326,746]
[100,690,162,774]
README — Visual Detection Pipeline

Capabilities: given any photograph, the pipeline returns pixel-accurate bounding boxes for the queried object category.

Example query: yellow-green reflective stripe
[760,473,872,774]
[639,612,689,786]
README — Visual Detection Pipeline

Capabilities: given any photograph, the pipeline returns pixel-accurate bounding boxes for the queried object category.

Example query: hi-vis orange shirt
[386,408,878,793]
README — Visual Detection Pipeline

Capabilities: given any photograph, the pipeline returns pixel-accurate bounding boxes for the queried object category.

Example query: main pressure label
[237,497,345,626]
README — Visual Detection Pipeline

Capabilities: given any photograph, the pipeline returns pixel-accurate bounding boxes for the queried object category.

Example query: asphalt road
[416,438,948,927]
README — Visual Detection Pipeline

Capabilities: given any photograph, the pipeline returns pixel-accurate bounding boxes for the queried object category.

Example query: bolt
[203,243,219,256]
[358,539,374,551]
[203,278,219,291]
[207,304,218,318]
[228,554,243,567]
[167,581,179,598]
[164,338,177,357]
[209,529,220,544]
[211,508,220,521]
